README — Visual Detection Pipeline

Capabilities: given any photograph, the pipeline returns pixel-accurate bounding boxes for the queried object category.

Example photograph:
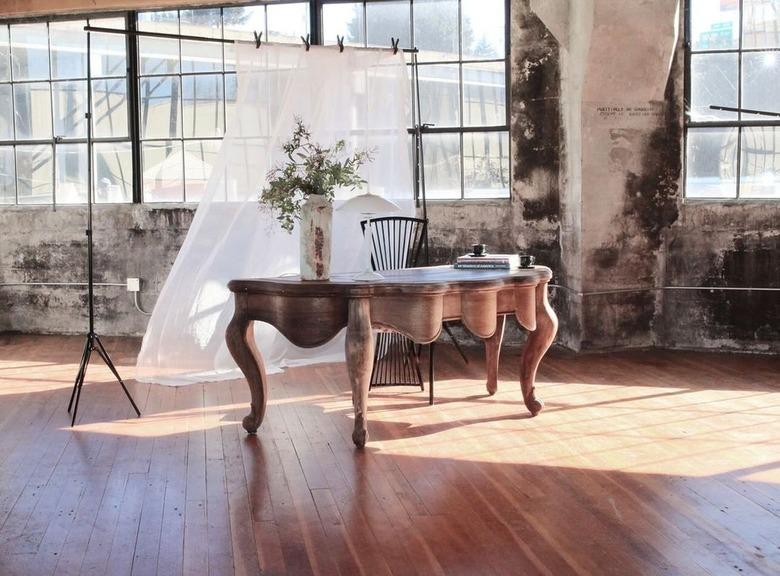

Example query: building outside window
[686,0,780,199]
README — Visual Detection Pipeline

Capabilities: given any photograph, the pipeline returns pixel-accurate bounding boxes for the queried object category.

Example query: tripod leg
[68,336,91,413]
[443,323,469,364]
[71,343,92,427]
[94,335,141,417]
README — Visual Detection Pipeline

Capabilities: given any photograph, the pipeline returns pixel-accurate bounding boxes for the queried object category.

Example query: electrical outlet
[126,277,141,292]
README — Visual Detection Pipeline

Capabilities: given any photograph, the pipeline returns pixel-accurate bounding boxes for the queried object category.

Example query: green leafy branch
[259,117,374,232]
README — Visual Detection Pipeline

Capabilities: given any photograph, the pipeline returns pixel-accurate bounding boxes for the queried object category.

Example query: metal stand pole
[68,29,141,427]
[411,51,468,369]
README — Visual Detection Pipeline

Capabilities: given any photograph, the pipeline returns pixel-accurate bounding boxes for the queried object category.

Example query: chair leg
[443,322,469,364]
[428,341,435,405]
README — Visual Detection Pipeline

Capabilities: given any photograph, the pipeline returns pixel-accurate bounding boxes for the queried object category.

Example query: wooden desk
[226,266,558,447]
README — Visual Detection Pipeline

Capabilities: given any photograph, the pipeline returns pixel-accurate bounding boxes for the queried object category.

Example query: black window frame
[0,12,134,205]
[684,0,780,201]
[0,0,511,205]
[318,0,511,200]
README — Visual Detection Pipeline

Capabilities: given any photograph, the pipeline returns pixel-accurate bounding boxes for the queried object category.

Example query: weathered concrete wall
[0,205,193,336]
[1,0,778,354]
[661,204,780,352]
[428,0,569,347]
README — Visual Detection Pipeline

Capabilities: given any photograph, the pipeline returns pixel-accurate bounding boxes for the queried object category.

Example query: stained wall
[1,0,777,354]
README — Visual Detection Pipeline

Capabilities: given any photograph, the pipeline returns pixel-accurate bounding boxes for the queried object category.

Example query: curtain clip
[337,35,345,53]
[301,34,311,51]
[253,31,263,49]
[391,37,400,55]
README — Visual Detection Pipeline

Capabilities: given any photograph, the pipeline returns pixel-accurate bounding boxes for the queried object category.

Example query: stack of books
[454,254,519,270]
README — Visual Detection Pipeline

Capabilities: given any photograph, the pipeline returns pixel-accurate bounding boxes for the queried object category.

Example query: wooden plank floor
[0,334,778,576]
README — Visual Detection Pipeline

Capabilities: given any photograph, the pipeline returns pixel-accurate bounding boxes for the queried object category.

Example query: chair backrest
[360,216,428,271]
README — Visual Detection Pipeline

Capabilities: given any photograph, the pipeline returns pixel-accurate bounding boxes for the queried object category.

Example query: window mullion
[47,21,57,207]
[127,12,143,204]
[736,0,743,199]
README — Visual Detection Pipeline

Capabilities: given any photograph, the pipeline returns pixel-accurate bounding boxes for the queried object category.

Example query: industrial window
[136,4,310,202]
[0,16,132,205]
[0,0,509,205]
[686,0,780,199]
[321,0,510,200]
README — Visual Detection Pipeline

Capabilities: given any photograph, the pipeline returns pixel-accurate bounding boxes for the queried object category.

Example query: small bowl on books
[471,243,487,257]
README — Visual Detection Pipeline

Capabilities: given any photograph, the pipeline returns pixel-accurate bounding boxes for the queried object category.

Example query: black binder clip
[391,37,400,55]
[301,33,311,51]
[253,31,263,48]
[337,35,345,53]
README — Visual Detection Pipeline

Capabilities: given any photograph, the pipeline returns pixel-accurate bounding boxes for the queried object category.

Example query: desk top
[229,265,552,297]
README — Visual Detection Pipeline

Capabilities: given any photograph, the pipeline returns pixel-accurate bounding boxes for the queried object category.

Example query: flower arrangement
[259,118,373,232]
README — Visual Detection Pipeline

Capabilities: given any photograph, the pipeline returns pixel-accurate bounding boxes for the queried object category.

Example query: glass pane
[685,127,737,198]
[180,8,222,38]
[463,131,509,198]
[0,26,10,82]
[462,0,504,59]
[55,143,88,204]
[743,0,780,49]
[367,1,410,48]
[184,140,221,201]
[690,0,739,50]
[223,6,265,71]
[138,10,179,34]
[50,20,87,80]
[91,27,127,78]
[180,8,222,73]
[423,132,461,199]
[92,78,128,138]
[140,76,181,139]
[182,74,224,138]
[223,6,266,41]
[417,64,460,127]
[224,73,238,130]
[0,84,12,140]
[689,53,738,122]
[139,37,180,75]
[138,12,180,76]
[0,146,15,203]
[16,144,53,204]
[463,62,506,126]
[14,82,52,140]
[740,127,780,198]
[143,141,183,202]
[94,141,132,203]
[742,51,780,119]
[267,3,309,44]
[414,0,458,62]
[10,23,50,81]
[52,80,87,139]
[181,40,222,73]
[322,3,364,47]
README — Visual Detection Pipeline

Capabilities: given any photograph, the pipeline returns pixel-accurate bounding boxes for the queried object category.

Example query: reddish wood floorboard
[0,333,778,575]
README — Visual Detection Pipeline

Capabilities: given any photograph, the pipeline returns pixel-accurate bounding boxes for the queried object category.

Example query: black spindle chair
[360,217,428,392]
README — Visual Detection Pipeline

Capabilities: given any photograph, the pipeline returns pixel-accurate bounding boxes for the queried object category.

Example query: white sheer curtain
[136,42,413,386]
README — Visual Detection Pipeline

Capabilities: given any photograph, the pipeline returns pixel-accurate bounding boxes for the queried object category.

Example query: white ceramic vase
[299,194,333,280]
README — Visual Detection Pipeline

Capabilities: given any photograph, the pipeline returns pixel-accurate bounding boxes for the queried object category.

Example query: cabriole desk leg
[485,314,506,395]
[519,282,558,416]
[346,298,374,448]
[226,310,268,434]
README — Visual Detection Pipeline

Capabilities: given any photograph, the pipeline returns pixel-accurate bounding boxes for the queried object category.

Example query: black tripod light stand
[68,29,141,427]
